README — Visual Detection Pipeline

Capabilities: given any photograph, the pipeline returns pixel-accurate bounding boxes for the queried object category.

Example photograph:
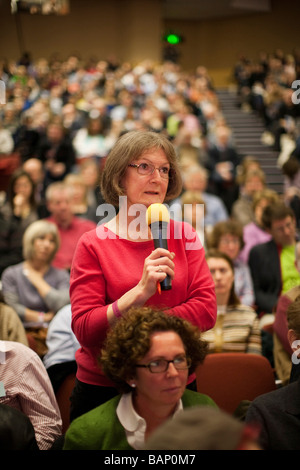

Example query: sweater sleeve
[1,268,26,319]
[70,234,110,348]
[44,270,70,313]
[246,317,262,354]
[167,223,217,332]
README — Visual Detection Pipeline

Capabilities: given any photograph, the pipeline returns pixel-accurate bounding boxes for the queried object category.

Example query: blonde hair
[23,220,60,262]
[252,188,280,211]
[64,173,88,203]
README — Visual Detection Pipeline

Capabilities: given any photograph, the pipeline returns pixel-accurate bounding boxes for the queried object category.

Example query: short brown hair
[207,220,244,250]
[261,203,295,230]
[100,130,182,207]
[100,306,207,393]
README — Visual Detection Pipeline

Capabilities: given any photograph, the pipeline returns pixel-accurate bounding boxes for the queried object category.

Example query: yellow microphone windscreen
[146,203,170,225]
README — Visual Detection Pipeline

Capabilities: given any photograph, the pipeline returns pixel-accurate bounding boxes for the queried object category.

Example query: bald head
[23,158,44,185]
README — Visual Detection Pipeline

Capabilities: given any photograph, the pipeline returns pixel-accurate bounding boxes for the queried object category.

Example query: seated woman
[0,168,39,231]
[239,188,279,264]
[207,220,254,307]
[1,220,70,354]
[63,307,217,450]
[202,250,261,354]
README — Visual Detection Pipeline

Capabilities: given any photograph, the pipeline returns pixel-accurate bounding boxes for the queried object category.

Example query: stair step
[216,88,283,194]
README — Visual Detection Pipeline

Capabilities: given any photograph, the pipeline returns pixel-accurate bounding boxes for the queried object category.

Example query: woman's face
[32,233,56,263]
[14,175,33,200]
[131,331,189,411]
[254,198,269,225]
[218,233,240,260]
[207,257,234,297]
[121,148,170,209]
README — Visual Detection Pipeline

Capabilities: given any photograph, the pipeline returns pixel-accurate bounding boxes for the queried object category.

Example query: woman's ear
[288,329,300,366]
[288,329,300,351]
[126,377,137,388]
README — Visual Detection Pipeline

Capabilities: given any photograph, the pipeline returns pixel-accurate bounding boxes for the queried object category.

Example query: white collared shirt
[116,392,183,450]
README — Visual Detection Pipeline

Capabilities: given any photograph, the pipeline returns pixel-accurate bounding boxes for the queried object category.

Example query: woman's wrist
[110,286,147,322]
[38,312,45,323]
[112,301,122,318]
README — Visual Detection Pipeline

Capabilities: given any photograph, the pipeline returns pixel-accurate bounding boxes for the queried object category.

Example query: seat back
[55,373,76,434]
[195,353,276,414]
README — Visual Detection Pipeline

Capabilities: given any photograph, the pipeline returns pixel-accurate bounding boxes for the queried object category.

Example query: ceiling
[162,0,272,20]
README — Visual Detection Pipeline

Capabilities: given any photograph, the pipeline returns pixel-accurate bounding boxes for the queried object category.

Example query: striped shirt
[201,305,262,354]
[0,341,62,450]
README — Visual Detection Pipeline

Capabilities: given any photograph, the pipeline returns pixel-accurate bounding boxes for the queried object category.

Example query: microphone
[146,203,172,291]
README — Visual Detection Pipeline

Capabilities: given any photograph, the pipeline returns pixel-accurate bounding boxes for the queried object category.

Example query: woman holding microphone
[69,130,216,420]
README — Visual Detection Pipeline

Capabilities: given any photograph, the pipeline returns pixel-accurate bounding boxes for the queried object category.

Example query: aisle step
[216,88,283,194]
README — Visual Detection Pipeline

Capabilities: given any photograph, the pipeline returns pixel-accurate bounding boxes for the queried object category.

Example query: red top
[70,219,217,386]
[47,216,96,270]
[273,294,293,355]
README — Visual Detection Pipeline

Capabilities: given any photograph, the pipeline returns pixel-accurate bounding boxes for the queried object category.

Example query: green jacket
[63,389,217,450]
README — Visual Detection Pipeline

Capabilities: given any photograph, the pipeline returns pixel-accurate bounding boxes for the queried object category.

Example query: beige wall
[0,0,162,64]
[0,0,299,86]
[165,0,300,86]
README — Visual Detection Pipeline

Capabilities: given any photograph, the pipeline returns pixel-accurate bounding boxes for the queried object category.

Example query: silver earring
[131,383,136,388]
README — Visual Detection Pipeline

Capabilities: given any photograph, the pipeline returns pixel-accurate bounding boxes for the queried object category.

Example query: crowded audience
[0,47,300,450]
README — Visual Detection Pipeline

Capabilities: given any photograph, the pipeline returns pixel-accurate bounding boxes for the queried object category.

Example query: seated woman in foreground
[63,307,217,450]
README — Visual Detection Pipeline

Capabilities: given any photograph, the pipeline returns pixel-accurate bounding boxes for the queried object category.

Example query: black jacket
[248,239,281,314]
[0,404,39,450]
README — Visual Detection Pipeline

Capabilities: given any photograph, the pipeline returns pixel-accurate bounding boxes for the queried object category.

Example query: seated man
[0,340,62,449]
[248,203,300,316]
[45,182,96,270]
[170,164,228,232]
[245,297,300,450]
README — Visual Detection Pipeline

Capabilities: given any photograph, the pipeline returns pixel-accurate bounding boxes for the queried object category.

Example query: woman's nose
[166,362,179,377]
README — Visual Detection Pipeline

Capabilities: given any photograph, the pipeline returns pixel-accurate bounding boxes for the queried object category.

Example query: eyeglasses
[219,237,240,246]
[135,355,191,373]
[128,162,173,180]
[272,220,295,234]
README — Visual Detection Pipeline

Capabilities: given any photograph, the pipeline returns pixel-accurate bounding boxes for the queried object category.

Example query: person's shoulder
[69,395,121,430]
[73,216,97,229]
[1,262,22,278]
[0,340,35,357]
[227,304,257,319]
[243,221,258,234]
[249,380,297,411]
[170,219,203,251]
[182,389,217,408]
[249,238,275,256]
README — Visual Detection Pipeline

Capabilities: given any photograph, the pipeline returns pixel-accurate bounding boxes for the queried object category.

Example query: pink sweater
[70,219,217,386]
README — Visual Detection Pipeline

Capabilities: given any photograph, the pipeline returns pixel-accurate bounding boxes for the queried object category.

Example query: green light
[166,34,180,45]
